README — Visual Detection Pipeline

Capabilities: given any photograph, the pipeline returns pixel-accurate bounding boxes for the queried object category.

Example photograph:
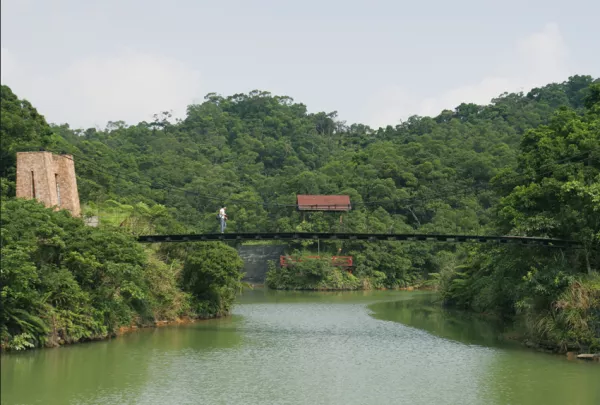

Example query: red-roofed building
[296,195,351,211]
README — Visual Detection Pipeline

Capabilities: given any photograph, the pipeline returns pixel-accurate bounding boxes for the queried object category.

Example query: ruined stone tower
[16,151,81,217]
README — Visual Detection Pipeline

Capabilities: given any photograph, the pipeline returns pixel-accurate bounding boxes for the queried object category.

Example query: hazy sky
[2,0,599,129]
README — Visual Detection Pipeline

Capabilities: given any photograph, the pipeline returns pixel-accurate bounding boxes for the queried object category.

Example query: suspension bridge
[137,232,581,248]
[11,154,582,251]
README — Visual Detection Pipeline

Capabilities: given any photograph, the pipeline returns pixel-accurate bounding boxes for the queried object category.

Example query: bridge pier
[236,244,287,283]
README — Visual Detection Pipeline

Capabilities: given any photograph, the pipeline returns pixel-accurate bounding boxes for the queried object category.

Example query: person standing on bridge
[219,206,227,233]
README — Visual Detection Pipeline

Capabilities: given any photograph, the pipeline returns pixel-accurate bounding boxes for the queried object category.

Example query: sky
[1,0,599,130]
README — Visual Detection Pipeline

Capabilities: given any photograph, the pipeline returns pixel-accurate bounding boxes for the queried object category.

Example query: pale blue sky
[2,0,599,129]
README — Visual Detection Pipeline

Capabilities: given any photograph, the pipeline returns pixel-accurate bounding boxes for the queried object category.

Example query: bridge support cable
[137,233,581,248]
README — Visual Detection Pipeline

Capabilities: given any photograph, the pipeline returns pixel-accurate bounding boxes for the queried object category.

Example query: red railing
[280,255,353,268]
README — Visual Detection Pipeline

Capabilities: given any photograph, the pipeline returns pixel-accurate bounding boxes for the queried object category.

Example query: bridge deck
[137,232,580,248]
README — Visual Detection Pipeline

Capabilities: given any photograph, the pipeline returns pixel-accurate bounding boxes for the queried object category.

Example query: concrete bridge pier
[236,245,286,283]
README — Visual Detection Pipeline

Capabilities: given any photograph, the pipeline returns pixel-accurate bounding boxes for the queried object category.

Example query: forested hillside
[36,76,597,237]
[1,75,598,352]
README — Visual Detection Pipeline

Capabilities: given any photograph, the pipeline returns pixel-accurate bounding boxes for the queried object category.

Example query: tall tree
[495,83,600,274]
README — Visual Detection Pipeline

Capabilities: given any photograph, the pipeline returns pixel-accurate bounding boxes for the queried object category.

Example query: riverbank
[366,292,600,362]
[11,312,234,352]
[506,331,600,359]
[434,268,600,357]
[117,315,208,336]
[0,199,245,352]
[510,328,600,359]
[436,300,600,358]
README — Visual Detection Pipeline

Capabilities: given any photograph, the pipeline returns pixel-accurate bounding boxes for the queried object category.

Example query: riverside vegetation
[1,76,599,353]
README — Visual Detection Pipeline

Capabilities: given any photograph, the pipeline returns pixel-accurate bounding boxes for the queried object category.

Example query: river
[2,289,599,405]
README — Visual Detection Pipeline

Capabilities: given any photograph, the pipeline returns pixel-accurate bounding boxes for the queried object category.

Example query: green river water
[2,289,599,405]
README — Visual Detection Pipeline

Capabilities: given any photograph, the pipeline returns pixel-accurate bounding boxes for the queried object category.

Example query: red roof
[296,195,351,211]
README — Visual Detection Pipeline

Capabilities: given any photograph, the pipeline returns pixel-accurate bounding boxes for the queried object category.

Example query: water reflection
[368,294,516,348]
[370,293,600,405]
[486,352,600,405]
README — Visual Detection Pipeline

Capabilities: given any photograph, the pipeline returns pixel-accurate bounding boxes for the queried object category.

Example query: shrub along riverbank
[264,251,416,290]
[0,199,244,351]
[266,255,364,290]
[430,86,600,354]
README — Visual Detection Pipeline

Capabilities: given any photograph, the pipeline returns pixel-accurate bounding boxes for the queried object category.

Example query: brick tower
[16,151,81,217]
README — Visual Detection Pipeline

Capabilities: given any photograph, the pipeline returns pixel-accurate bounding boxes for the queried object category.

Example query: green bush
[266,256,362,290]
[0,199,221,351]
[1,199,149,349]
[180,243,245,317]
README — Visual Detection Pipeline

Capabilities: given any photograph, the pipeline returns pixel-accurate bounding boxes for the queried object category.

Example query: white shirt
[219,208,226,217]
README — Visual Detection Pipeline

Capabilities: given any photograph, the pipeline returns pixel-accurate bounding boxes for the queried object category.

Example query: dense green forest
[1,75,599,352]
[0,196,244,350]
